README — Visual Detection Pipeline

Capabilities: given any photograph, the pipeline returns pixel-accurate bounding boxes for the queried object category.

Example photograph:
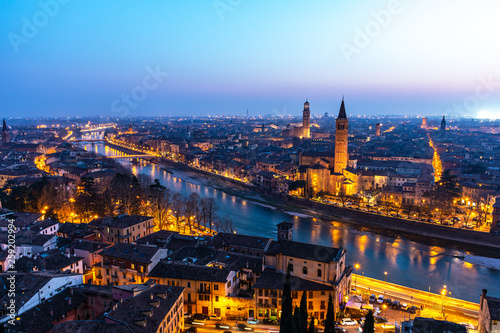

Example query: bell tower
[2,119,10,144]
[334,98,349,174]
[302,100,310,138]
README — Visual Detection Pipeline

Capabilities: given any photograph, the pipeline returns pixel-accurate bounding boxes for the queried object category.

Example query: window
[204,295,210,301]
[131,263,135,270]
[308,301,313,310]
[214,284,219,291]
[292,292,298,299]
[198,295,203,301]
[317,269,322,278]
[215,296,219,302]
[90,297,95,306]
[309,291,313,298]
[320,301,326,310]
[187,282,191,288]
[259,289,263,296]
[289,264,294,272]
[303,267,308,275]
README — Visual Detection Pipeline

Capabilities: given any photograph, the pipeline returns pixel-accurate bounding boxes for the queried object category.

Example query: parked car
[409,306,418,314]
[340,318,358,326]
[209,314,222,321]
[262,318,278,325]
[369,294,376,303]
[464,223,475,229]
[247,318,259,325]
[442,220,453,226]
[392,300,401,309]
[385,298,393,306]
[400,303,409,311]
[377,295,384,304]
[186,327,198,333]
[237,323,253,331]
[375,317,388,323]
[215,322,231,329]
[191,314,207,322]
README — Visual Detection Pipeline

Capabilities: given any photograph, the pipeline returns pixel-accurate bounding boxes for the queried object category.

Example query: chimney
[481,289,487,310]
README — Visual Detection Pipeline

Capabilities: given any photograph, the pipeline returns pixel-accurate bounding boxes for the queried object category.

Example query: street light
[355,264,360,290]
[382,304,387,319]
[441,285,447,316]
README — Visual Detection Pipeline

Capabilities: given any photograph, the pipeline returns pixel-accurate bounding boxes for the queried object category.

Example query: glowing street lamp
[355,264,360,290]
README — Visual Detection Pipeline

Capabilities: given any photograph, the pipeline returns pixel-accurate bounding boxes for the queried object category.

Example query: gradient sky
[1,0,500,118]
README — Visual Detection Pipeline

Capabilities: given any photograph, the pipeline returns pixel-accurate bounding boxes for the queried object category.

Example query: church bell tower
[302,100,311,138]
[334,98,349,174]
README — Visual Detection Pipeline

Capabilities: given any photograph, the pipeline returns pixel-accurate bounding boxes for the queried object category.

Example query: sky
[1,0,500,119]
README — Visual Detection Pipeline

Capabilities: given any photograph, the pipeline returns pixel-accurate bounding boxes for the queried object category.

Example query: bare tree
[213,214,235,234]
[337,187,348,208]
[145,181,172,230]
[201,197,218,233]
[172,193,185,232]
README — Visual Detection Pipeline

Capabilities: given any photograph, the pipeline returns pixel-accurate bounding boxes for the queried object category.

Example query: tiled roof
[89,215,153,229]
[106,284,184,333]
[100,243,162,264]
[149,262,230,283]
[6,288,87,333]
[265,240,343,263]
[253,269,333,291]
[67,239,110,253]
[486,295,500,321]
[212,233,272,251]
[136,230,178,247]
[15,249,83,272]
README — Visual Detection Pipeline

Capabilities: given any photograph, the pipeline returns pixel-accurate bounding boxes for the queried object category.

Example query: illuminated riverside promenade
[75,136,500,304]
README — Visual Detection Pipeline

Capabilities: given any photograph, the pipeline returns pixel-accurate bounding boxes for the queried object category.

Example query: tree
[201,197,217,233]
[308,317,315,333]
[337,187,348,208]
[363,310,375,333]
[171,192,184,232]
[299,291,308,333]
[145,180,172,230]
[111,173,142,215]
[324,294,335,333]
[402,202,415,219]
[293,306,304,333]
[280,264,296,333]
[75,177,102,222]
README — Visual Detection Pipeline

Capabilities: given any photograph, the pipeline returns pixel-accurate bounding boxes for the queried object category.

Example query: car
[464,223,475,229]
[375,316,388,323]
[377,295,384,304]
[392,300,401,309]
[247,318,259,325]
[186,327,197,333]
[369,294,376,303]
[385,298,393,306]
[400,303,409,311]
[215,322,231,329]
[237,323,253,331]
[262,318,278,325]
[442,220,453,226]
[409,305,418,314]
[209,314,222,321]
[341,318,357,326]
[191,314,207,321]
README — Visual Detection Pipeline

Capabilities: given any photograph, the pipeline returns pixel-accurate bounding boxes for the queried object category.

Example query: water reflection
[73,140,500,302]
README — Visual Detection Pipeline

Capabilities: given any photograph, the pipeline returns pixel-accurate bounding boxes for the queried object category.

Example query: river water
[78,136,500,302]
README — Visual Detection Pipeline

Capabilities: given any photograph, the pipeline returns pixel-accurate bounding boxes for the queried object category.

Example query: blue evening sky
[1,0,499,118]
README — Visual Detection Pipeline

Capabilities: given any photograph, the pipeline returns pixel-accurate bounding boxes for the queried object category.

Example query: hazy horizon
[2,0,500,119]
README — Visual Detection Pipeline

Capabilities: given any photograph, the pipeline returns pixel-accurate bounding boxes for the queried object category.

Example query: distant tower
[422,117,428,128]
[302,100,311,138]
[277,221,294,241]
[128,124,133,133]
[441,116,446,131]
[2,119,10,144]
[492,197,500,234]
[375,123,381,136]
[324,112,328,118]
[334,98,349,174]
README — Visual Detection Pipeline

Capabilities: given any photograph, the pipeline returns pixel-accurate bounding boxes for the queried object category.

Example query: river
[77,136,500,303]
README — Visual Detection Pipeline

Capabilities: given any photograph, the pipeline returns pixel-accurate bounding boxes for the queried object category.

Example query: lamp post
[355,264,360,290]
[384,271,388,289]
[383,304,387,319]
[441,285,447,316]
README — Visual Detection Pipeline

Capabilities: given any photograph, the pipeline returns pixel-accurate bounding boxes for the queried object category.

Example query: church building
[297,99,357,196]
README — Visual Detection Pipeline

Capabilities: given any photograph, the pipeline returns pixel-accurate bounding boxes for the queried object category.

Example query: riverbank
[104,142,500,255]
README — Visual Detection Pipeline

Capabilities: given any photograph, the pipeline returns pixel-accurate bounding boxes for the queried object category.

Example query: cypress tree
[308,317,315,333]
[324,293,335,333]
[280,264,296,333]
[363,310,375,333]
[294,305,304,333]
[299,291,308,333]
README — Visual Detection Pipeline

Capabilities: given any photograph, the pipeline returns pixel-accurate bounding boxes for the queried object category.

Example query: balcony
[198,289,211,294]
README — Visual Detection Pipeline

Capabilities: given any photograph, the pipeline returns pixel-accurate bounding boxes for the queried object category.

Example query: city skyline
[1,0,500,118]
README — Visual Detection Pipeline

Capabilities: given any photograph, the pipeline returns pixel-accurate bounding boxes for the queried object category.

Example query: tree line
[1,172,235,234]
